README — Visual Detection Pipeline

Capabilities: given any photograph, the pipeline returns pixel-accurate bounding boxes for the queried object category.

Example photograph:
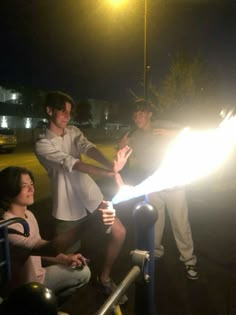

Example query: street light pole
[109,0,149,100]
[144,0,149,101]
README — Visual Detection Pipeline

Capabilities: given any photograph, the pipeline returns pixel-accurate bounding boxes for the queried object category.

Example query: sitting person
[0,166,116,303]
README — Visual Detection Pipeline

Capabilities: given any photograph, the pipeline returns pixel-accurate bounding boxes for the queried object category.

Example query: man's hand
[113,145,132,173]
[98,201,116,226]
[56,253,88,268]
[68,253,89,268]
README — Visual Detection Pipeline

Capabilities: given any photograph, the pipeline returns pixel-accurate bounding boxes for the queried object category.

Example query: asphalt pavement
[32,172,236,315]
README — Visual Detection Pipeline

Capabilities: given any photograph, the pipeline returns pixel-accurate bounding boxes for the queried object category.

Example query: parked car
[0,128,17,152]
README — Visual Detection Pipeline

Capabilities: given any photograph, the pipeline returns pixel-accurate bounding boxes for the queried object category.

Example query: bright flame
[112,113,236,204]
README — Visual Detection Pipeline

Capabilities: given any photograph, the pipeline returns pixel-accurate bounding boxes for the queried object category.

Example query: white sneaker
[185,264,199,280]
[154,245,164,260]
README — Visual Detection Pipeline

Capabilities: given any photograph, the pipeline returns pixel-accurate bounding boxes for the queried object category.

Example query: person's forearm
[32,203,116,257]
[30,239,59,257]
[31,225,87,257]
[42,253,68,265]
[73,160,114,177]
[114,172,124,189]
[31,229,83,257]
[86,147,113,170]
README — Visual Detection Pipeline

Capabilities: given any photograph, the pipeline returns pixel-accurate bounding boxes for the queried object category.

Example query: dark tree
[75,99,92,125]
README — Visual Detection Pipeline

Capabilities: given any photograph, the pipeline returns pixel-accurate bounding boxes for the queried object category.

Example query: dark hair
[44,91,75,116]
[0,167,34,211]
[132,99,156,114]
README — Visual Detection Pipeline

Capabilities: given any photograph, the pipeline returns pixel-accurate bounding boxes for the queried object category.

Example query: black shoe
[96,277,128,305]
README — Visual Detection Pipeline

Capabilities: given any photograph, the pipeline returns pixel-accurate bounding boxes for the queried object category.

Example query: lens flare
[112,113,236,204]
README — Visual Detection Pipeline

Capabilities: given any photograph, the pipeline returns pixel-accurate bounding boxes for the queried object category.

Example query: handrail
[95,266,141,315]
[0,217,30,236]
[95,249,149,315]
[0,217,29,285]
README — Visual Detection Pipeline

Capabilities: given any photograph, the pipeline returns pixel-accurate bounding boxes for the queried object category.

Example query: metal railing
[96,250,149,315]
[0,217,29,285]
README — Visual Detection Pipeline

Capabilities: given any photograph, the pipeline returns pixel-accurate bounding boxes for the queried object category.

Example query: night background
[1,0,236,105]
[1,2,236,314]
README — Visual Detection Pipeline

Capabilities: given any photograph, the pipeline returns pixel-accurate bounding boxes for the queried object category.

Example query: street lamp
[109,0,149,100]
[108,0,125,6]
[143,0,149,101]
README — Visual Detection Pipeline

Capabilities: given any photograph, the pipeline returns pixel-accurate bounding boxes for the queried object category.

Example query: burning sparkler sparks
[112,112,236,205]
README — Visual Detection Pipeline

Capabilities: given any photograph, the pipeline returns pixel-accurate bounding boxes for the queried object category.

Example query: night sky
[0,0,236,102]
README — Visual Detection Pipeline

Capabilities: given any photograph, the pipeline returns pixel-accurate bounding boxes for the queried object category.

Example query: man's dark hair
[132,99,157,115]
[0,167,34,211]
[44,91,75,114]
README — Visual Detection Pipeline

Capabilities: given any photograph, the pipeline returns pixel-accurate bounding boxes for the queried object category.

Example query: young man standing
[119,100,199,280]
[35,91,131,300]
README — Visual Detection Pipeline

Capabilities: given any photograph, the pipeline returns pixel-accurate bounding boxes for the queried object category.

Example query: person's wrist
[57,253,68,265]
[106,170,114,177]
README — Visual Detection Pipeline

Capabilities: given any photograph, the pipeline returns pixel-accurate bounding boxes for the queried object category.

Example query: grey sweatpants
[148,188,197,265]
[44,264,91,298]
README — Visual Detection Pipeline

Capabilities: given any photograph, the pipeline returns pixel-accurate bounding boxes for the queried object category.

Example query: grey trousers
[148,188,197,265]
[44,264,91,298]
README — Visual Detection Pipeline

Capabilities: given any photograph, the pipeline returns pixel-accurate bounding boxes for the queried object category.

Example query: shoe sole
[186,275,199,280]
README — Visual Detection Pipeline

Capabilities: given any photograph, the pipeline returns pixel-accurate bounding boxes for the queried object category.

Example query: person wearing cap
[118,100,199,280]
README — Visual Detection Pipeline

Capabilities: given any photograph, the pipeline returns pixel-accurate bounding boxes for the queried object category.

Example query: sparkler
[112,112,236,205]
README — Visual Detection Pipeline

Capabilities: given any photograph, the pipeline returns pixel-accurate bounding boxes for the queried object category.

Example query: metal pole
[134,224,155,315]
[144,0,148,101]
[0,217,29,285]
[0,217,30,236]
[133,200,158,315]
[96,266,141,315]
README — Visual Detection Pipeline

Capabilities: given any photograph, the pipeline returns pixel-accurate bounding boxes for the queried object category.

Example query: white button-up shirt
[35,125,103,221]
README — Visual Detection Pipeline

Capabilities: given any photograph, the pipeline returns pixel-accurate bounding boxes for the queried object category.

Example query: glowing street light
[143,0,148,101]
[109,0,149,100]
[108,0,126,6]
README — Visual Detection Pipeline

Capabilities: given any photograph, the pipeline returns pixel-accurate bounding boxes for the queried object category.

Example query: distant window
[25,118,31,129]
[11,93,17,100]
[1,116,8,128]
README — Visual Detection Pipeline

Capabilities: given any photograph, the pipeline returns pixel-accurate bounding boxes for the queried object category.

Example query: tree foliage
[74,99,92,125]
[150,53,220,124]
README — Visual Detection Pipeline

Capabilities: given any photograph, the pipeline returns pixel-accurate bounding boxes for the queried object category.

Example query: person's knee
[111,219,126,242]
[82,265,91,284]
[75,265,91,286]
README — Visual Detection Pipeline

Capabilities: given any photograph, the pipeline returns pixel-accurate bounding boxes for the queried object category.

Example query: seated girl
[0,166,109,301]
